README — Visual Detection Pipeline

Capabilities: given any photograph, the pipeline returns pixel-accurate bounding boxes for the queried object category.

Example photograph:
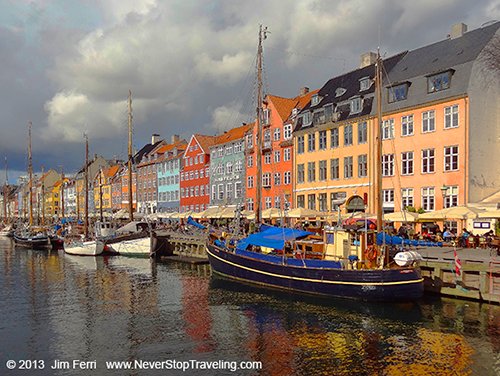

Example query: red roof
[193,134,217,153]
[214,123,252,146]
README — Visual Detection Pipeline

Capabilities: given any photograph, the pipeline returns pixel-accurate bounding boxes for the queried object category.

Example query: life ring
[364,246,377,261]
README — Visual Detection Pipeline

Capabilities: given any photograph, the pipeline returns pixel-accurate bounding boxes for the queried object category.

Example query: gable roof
[213,124,252,146]
[192,134,217,154]
[133,140,164,164]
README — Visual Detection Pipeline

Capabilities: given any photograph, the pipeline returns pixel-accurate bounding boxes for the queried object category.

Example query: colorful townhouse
[156,136,187,213]
[118,165,138,212]
[180,134,217,213]
[208,124,250,207]
[62,177,76,216]
[93,165,120,214]
[293,53,404,214]
[377,21,500,232]
[136,134,166,214]
[245,90,317,211]
[75,155,108,218]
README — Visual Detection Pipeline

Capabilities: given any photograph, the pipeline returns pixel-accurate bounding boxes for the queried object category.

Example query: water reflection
[0,239,499,376]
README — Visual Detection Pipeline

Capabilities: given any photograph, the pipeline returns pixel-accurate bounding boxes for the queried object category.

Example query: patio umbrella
[219,206,237,218]
[419,205,484,220]
[261,208,283,219]
[383,211,419,223]
[287,207,325,218]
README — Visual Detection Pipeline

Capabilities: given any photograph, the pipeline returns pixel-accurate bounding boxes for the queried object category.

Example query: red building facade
[180,134,216,213]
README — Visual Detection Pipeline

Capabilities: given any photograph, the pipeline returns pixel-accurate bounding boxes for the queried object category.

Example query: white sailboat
[106,237,151,257]
[65,134,104,256]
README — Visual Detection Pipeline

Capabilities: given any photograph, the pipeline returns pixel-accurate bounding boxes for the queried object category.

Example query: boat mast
[28,122,33,227]
[3,156,7,224]
[128,90,134,222]
[99,167,103,222]
[255,25,267,225]
[84,133,89,239]
[41,165,45,225]
[60,166,65,220]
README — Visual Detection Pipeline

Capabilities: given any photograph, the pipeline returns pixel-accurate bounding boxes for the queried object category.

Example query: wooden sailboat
[13,122,52,250]
[104,91,152,257]
[206,29,424,301]
[64,134,104,256]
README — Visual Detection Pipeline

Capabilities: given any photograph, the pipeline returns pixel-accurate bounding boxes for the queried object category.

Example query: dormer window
[388,83,409,103]
[335,88,346,97]
[324,103,334,122]
[359,77,371,91]
[427,70,452,93]
[291,108,298,117]
[296,112,312,128]
[311,94,321,106]
[350,97,362,114]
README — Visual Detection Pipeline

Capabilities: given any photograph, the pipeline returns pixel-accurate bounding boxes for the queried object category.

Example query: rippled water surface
[0,238,499,375]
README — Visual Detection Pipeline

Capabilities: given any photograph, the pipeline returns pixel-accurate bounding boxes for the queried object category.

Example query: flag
[453,248,462,277]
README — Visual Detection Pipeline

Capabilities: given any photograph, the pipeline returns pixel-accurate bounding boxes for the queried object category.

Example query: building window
[284,148,291,161]
[313,109,325,125]
[427,71,451,93]
[319,160,327,181]
[401,115,414,136]
[388,83,408,103]
[234,141,242,153]
[422,110,435,133]
[297,135,305,154]
[311,94,320,106]
[263,173,271,188]
[331,128,339,148]
[382,154,394,176]
[195,186,199,197]
[319,130,327,150]
[402,188,414,209]
[318,193,327,211]
[226,183,233,199]
[262,109,270,125]
[284,124,292,140]
[297,195,305,208]
[235,182,242,198]
[343,124,353,146]
[383,189,395,210]
[401,151,414,175]
[200,185,204,196]
[211,185,216,201]
[284,171,291,185]
[324,103,334,122]
[444,146,459,171]
[444,104,459,129]
[246,134,253,148]
[331,158,339,180]
[308,194,316,210]
[296,112,312,128]
[264,153,271,164]
[344,156,353,179]
[247,198,254,211]
[444,186,459,208]
[422,187,435,211]
[350,97,362,114]
[307,162,316,182]
[358,154,368,177]
[274,196,281,209]
[382,119,394,140]
[360,77,371,91]
[274,173,281,186]
[247,155,253,167]
[247,176,254,188]
[274,150,281,163]
[297,164,305,184]
[218,147,223,157]
[235,160,243,173]
[226,162,233,174]
[217,184,224,200]
[358,122,367,144]
[422,148,435,174]
[265,197,272,209]
[308,133,316,152]
[273,128,281,141]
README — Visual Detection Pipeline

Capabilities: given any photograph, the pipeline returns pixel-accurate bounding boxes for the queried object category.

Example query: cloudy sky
[0,0,498,184]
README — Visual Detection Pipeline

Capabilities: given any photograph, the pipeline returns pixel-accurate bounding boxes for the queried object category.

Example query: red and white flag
[454,248,462,277]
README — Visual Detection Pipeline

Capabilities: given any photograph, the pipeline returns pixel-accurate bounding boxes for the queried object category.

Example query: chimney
[171,134,180,144]
[299,87,310,96]
[151,133,160,145]
[360,52,377,68]
[450,23,467,39]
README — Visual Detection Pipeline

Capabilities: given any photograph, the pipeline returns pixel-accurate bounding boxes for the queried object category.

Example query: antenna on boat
[128,90,134,222]
[255,25,268,225]
[28,121,33,227]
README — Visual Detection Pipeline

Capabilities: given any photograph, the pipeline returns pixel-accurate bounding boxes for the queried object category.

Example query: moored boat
[64,240,105,256]
[106,236,151,257]
[13,231,52,250]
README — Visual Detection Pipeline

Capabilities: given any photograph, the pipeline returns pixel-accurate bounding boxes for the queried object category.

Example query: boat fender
[364,245,377,261]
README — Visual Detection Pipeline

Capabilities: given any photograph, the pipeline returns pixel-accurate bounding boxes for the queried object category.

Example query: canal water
[0,238,499,376]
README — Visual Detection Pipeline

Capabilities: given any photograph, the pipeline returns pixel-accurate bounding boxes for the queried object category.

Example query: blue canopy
[187,216,206,230]
[237,225,312,251]
[376,232,443,247]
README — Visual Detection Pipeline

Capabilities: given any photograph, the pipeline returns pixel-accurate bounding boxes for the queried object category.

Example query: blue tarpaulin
[237,225,312,251]
[376,232,443,247]
[187,216,206,230]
